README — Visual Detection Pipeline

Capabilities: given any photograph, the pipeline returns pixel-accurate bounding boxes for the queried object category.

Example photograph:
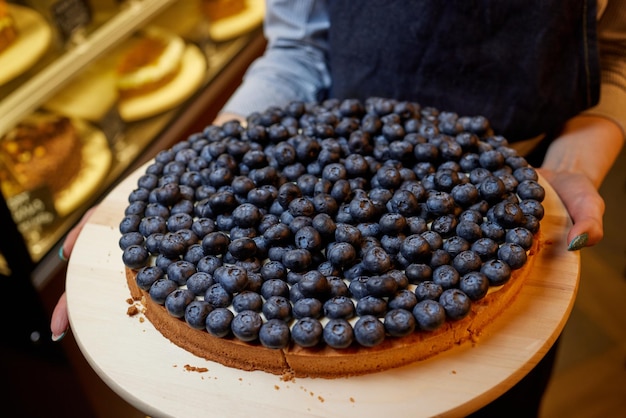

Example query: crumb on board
[349,397,355,403]
[184,364,209,373]
[126,304,139,316]
[274,385,280,390]
[318,395,324,403]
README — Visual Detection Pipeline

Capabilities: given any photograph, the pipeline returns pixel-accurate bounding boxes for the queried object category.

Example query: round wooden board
[0,4,52,86]
[66,163,579,418]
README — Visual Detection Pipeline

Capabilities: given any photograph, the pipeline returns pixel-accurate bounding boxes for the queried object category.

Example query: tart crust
[125,235,541,379]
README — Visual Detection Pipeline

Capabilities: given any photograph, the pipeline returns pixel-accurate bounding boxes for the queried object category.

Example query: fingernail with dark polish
[568,233,588,251]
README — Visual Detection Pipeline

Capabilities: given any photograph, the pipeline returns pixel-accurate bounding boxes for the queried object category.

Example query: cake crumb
[274,385,280,390]
[126,297,134,305]
[126,305,139,316]
[451,370,457,374]
[349,397,355,403]
[139,317,145,323]
[317,395,324,403]
[280,371,295,382]
[184,364,209,373]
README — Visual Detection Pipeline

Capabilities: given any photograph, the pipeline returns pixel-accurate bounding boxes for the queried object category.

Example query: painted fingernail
[58,245,68,262]
[51,329,67,342]
[568,233,588,251]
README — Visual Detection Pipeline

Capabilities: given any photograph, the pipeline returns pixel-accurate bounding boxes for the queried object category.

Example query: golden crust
[125,235,541,378]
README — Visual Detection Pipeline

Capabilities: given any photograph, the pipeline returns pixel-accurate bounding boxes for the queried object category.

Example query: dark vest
[327,0,600,141]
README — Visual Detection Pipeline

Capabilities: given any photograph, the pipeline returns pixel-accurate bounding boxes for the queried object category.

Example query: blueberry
[324,243,354,269]
[354,315,385,347]
[135,266,164,291]
[459,272,490,300]
[387,189,420,216]
[471,238,499,261]
[426,191,456,216]
[414,281,443,301]
[451,183,479,208]
[203,283,232,308]
[456,220,483,242]
[165,289,195,318]
[323,318,354,349]
[291,317,323,347]
[452,250,483,275]
[489,201,526,229]
[431,214,459,238]
[405,263,433,283]
[293,298,323,319]
[385,308,417,337]
[166,213,193,233]
[158,232,188,258]
[232,291,263,313]
[356,295,387,317]
[400,234,431,263]
[119,214,142,234]
[231,310,263,342]
[498,242,528,270]
[139,216,167,236]
[184,300,214,329]
[481,259,512,286]
[518,199,545,220]
[228,237,258,260]
[505,227,534,250]
[260,278,290,299]
[282,248,313,272]
[479,176,506,203]
[481,221,506,242]
[196,255,222,275]
[388,289,418,311]
[323,276,348,297]
[412,299,446,331]
[432,265,460,289]
[166,260,196,286]
[362,246,393,275]
[186,272,214,295]
[231,203,262,228]
[262,296,293,321]
[213,265,248,294]
[148,279,179,305]
[294,226,323,252]
[298,270,330,299]
[323,296,356,319]
[259,319,290,349]
[206,308,234,337]
[119,232,145,251]
[122,244,149,269]
[517,179,545,201]
[365,274,399,297]
[439,289,471,320]
[184,243,205,264]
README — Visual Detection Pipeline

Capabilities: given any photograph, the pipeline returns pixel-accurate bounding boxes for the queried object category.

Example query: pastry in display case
[0,0,52,86]
[201,0,264,42]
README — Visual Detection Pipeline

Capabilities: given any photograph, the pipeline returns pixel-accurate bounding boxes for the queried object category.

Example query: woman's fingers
[538,168,605,249]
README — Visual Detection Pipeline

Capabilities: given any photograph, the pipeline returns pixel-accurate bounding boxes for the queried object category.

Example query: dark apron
[327,0,600,142]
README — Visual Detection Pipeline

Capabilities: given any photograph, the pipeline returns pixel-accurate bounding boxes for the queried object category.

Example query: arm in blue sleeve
[221,0,331,117]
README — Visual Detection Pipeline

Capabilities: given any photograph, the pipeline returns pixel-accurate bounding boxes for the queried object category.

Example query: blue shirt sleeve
[221,0,331,117]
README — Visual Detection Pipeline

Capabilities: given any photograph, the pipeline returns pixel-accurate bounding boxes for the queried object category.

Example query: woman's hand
[539,115,623,250]
[50,206,97,341]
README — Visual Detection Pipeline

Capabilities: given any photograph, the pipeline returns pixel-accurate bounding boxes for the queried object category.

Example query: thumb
[538,169,605,249]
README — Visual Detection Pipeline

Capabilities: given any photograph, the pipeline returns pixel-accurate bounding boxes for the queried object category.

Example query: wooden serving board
[66,163,579,418]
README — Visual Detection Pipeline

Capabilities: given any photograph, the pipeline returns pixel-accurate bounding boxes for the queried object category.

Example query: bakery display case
[1,0,265,414]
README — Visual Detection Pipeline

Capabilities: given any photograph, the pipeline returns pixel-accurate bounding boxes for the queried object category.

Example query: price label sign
[6,187,57,236]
